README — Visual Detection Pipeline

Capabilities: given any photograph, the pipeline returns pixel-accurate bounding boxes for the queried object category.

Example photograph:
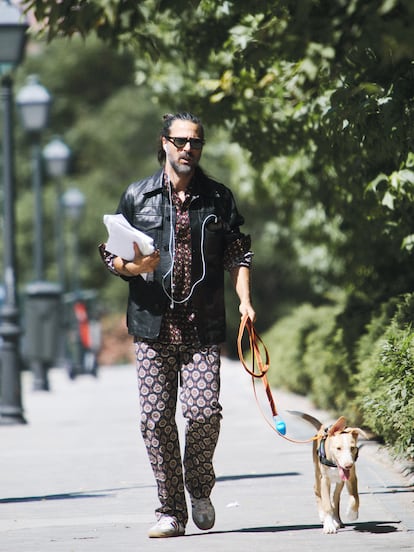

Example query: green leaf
[401,234,414,251]
[381,191,395,210]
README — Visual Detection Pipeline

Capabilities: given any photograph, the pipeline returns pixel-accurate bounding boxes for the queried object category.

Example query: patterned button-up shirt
[159,181,252,344]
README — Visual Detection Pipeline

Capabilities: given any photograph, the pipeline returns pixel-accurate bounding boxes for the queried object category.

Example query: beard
[169,153,199,175]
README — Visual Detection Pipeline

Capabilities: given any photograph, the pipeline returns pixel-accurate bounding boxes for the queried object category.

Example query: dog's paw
[346,506,359,521]
[346,497,359,521]
[323,515,340,534]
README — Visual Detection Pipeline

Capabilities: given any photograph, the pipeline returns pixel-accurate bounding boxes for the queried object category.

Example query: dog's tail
[287,410,322,431]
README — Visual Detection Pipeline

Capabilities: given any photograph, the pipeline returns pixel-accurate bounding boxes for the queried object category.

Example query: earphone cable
[162,175,216,308]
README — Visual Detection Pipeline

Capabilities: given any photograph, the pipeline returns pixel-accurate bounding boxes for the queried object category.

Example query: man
[101,112,255,538]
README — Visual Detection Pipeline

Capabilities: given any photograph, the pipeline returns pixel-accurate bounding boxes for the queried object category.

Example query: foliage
[23,0,162,52]
[354,297,400,365]
[266,291,414,460]
[260,303,318,396]
[302,312,351,413]
[21,0,414,304]
[265,294,353,411]
[355,294,414,459]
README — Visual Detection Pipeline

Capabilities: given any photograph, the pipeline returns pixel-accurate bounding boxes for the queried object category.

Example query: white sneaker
[190,496,215,530]
[148,515,185,538]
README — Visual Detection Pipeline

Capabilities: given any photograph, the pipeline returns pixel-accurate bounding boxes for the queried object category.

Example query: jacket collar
[142,167,217,200]
[142,169,164,198]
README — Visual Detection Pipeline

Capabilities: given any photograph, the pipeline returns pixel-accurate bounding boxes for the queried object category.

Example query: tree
[22,1,414,295]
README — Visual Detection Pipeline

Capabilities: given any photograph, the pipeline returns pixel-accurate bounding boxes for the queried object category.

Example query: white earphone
[161,175,217,308]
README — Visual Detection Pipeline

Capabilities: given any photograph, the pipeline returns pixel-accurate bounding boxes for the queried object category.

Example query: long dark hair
[157,112,205,165]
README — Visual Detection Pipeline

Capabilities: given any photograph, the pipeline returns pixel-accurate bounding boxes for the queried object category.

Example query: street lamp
[0,0,27,70]
[62,187,86,220]
[16,75,52,281]
[0,0,28,424]
[43,136,71,178]
[43,137,71,290]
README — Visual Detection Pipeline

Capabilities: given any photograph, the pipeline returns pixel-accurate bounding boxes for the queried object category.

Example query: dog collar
[317,434,337,468]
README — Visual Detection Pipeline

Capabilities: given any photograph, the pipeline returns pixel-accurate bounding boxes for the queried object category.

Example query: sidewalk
[0,359,413,551]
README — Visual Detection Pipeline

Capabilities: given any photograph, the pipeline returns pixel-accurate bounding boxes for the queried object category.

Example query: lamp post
[16,76,61,391]
[61,188,85,378]
[43,138,71,371]
[43,137,71,291]
[0,0,28,424]
[62,187,85,295]
[16,75,51,281]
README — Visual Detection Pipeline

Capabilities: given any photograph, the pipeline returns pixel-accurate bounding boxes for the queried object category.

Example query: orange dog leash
[237,314,318,444]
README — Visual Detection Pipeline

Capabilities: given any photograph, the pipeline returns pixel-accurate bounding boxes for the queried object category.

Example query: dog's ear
[328,416,347,436]
[348,427,368,440]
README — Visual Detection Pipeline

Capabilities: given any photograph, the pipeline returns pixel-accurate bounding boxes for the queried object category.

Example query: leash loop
[237,314,270,379]
[237,314,318,444]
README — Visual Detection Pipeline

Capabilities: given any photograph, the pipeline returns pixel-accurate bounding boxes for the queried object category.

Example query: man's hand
[239,302,256,323]
[114,242,160,277]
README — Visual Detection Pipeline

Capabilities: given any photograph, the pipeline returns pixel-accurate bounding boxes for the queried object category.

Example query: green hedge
[354,295,414,459]
[264,295,353,412]
[259,303,318,396]
[264,292,414,461]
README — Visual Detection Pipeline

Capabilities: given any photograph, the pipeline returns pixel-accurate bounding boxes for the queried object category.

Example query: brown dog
[291,412,366,534]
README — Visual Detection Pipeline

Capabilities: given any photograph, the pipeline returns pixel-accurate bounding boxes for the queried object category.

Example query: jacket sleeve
[222,187,253,270]
[98,243,120,276]
[98,243,136,281]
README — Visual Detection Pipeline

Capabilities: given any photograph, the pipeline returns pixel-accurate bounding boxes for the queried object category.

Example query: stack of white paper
[103,213,155,260]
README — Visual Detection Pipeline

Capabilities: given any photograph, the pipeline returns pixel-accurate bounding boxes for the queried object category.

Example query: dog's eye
[336,446,342,451]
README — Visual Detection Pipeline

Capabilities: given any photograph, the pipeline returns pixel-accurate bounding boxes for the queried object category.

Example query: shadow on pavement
[0,492,111,504]
[360,485,414,496]
[185,520,401,537]
[353,521,400,534]
[217,472,300,482]
[0,483,155,504]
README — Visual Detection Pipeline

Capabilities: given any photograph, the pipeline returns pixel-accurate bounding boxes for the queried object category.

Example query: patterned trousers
[135,341,222,525]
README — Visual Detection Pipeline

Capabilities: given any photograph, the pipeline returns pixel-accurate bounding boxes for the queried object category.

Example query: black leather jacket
[117,167,249,344]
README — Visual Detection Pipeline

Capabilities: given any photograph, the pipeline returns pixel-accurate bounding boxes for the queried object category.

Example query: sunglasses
[165,136,205,150]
